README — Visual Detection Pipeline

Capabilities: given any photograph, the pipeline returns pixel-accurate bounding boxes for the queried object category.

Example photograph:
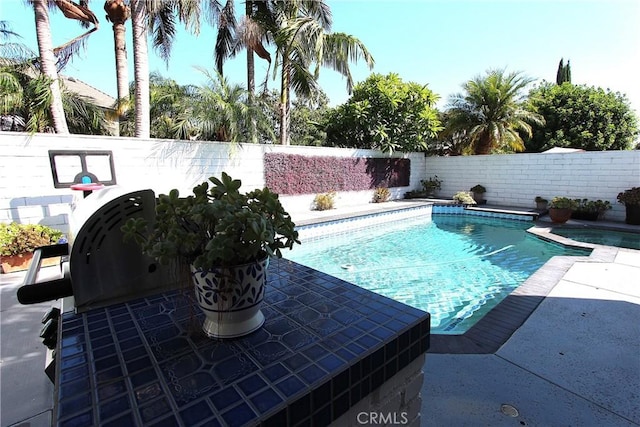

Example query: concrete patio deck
[1,201,639,426]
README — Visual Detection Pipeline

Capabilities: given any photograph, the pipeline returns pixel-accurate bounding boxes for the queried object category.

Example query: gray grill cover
[69,189,178,312]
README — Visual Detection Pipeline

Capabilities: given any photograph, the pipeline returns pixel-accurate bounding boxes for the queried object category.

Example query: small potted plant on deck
[617,187,640,225]
[122,172,300,339]
[470,185,486,205]
[421,176,442,198]
[547,197,578,224]
[534,196,548,211]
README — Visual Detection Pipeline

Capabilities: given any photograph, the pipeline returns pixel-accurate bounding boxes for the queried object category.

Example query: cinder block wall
[0,133,422,233]
[424,151,640,222]
[330,354,424,427]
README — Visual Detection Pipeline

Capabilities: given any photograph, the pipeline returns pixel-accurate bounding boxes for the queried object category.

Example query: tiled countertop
[55,258,430,426]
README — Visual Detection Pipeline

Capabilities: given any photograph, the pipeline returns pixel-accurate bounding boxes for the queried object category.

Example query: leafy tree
[284,90,328,146]
[525,82,639,151]
[173,69,275,143]
[443,69,544,155]
[324,73,441,153]
[120,72,193,139]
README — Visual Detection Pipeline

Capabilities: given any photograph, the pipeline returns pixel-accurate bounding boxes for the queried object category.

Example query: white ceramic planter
[190,257,268,338]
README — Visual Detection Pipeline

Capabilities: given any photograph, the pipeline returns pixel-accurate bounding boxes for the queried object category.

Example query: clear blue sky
[2,0,639,113]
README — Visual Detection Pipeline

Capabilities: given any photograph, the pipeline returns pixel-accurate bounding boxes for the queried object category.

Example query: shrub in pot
[470,185,486,204]
[122,172,300,338]
[1,223,63,273]
[572,199,612,221]
[617,187,640,225]
[421,176,442,197]
[453,191,476,205]
[548,197,578,223]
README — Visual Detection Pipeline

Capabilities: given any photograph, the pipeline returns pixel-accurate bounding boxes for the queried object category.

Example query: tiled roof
[61,75,116,110]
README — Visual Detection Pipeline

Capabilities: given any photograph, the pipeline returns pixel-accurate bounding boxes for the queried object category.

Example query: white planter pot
[190,257,268,338]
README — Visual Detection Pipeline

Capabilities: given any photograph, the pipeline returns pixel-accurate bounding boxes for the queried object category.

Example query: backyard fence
[425,150,640,222]
[1,132,638,230]
[0,133,422,233]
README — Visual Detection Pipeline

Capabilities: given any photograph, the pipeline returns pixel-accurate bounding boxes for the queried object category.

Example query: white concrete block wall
[0,133,420,232]
[424,151,640,222]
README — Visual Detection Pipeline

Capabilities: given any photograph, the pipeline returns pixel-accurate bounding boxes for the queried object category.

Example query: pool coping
[293,204,640,355]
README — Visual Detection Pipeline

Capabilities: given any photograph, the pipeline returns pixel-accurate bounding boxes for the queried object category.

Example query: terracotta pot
[625,204,640,225]
[1,253,60,274]
[548,208,573,223]
[190,257,268,339]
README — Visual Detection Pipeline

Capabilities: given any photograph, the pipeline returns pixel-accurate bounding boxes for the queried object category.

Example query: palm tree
[444,69,544,155]
[104,0,130,114]
[174,68,275,143]
[130,0,150,138]
[31,0,69,133]
[120,72,197,139]
[128,0,227,139]
[270,1,374,145]
[1,21,28,128]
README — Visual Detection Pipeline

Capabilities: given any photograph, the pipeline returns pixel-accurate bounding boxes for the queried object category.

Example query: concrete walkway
[422,247,640,426]
[1,267,59,427]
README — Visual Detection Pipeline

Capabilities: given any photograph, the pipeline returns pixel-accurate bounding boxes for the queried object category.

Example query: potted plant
[122,172,300,338]
[547,197,578,223]
[470,185,486,204]
[421,176,442,198]
[1,223,63,273]
[617,187,640,225]
[453,191,476,205]
[572,199,612,221]
[535,196,548,211]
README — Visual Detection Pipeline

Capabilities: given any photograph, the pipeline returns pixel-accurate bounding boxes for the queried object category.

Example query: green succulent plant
[549,197,578,210]
[122,173,300,269]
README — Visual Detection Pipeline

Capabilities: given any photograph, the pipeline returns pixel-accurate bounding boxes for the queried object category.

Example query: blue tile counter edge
[54,258,430,427]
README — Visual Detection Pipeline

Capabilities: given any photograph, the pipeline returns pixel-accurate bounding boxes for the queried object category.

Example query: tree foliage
[323,73,441,153]
[174,69,274,143]
[525,82,639,151]
[556,58,571,85]
[443,69,543,155]
[1,21,109,134]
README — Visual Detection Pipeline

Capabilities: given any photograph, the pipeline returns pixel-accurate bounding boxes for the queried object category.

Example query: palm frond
[147,0,176,64]
[214,0,236,74]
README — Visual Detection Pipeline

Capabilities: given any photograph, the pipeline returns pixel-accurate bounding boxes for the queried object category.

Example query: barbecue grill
[18,186,176,311]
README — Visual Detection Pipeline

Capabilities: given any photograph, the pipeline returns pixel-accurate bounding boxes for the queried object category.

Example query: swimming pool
[287,213,586,334]
[551,228,640,250]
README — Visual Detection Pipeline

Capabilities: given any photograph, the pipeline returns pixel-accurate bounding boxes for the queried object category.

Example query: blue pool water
[287,214,587,334]
[552,228,640,250]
